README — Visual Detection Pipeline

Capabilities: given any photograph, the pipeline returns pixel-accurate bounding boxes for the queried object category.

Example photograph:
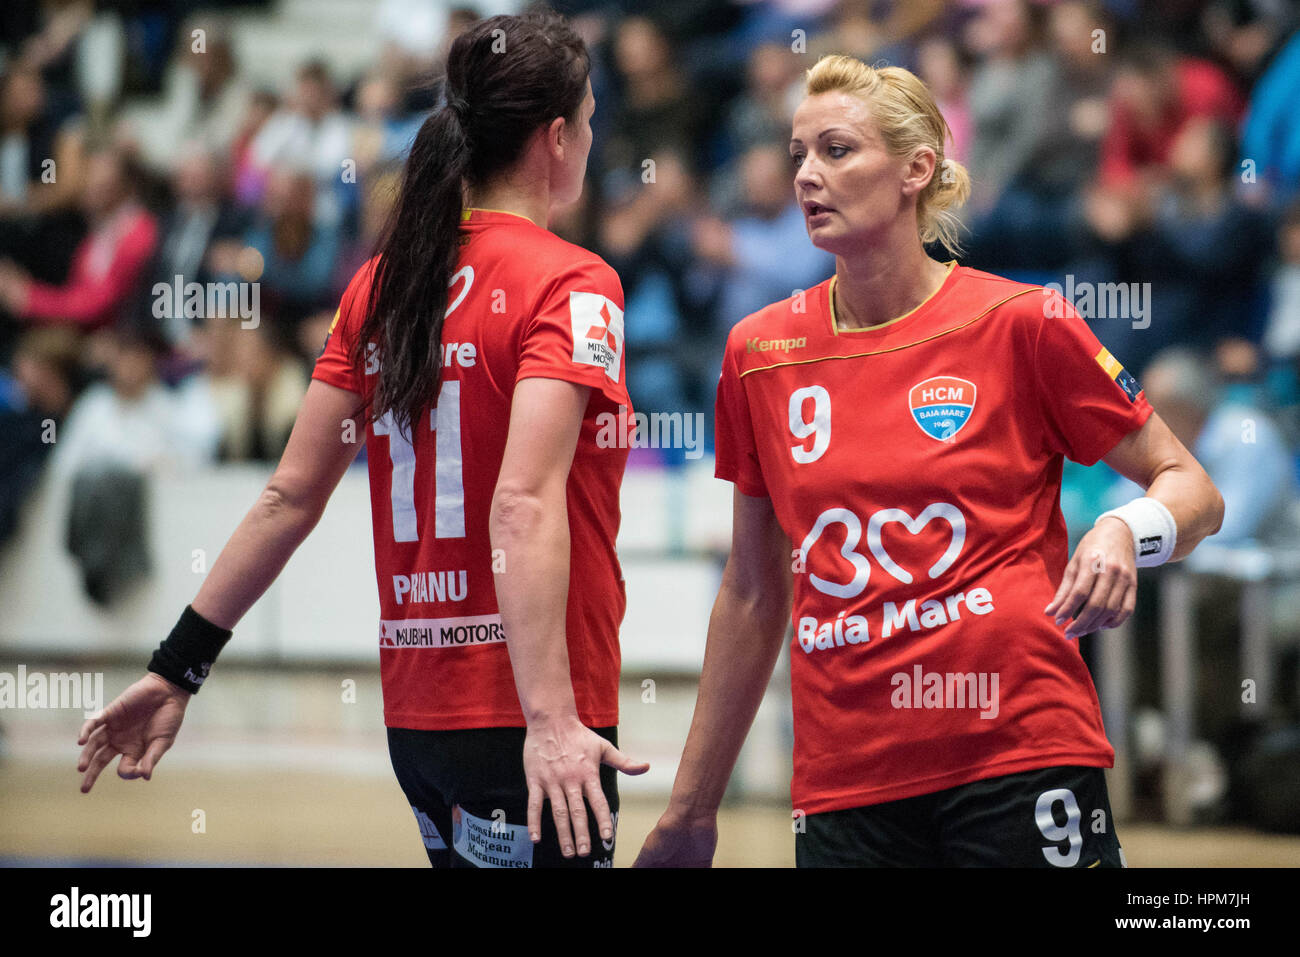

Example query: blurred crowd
[1,0,1299,555]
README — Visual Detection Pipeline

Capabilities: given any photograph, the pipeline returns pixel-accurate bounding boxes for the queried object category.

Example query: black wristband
[147,605,232,694]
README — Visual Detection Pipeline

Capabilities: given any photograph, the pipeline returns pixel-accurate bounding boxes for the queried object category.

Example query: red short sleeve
[1032,294,1154,465]
[714,333,768,498]
[516,259,629,407]
[311,263,374,395]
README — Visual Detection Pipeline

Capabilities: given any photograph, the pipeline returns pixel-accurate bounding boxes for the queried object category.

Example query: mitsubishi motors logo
[587,301,619,351]
[569,291,623,381]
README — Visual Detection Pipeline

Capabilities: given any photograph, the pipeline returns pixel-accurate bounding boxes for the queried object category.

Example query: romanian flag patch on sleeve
[1095,346,1142,403]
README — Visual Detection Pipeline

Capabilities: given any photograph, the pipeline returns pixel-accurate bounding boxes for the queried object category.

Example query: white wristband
[1096,497,1177,567]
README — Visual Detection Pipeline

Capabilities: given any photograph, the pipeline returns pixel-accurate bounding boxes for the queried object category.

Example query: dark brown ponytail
[352,11,590,439]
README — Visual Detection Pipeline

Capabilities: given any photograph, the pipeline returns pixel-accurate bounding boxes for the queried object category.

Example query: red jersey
[312,208,632,730]
[714,263,1153,815]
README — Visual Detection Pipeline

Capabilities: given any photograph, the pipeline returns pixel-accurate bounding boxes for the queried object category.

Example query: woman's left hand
[1044,516,1137,638]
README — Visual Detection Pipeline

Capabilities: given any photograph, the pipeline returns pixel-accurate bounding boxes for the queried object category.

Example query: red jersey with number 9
[714,263,1153,815]
[312,208,632,730]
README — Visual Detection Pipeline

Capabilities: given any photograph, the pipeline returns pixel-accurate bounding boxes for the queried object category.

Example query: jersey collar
[828,260,959,336]
[460,207,541,227]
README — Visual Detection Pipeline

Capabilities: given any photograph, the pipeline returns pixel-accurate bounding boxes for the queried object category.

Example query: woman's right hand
[77,673,191,793]
[522,714,649,858]
[632,804,719,867]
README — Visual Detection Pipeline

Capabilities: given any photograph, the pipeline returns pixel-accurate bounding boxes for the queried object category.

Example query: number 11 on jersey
[373,381,466,542]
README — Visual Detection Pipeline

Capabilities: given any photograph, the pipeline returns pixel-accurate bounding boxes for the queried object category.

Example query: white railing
[1095,543,1300,823]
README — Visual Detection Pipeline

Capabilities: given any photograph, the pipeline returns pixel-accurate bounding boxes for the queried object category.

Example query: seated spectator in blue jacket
[693,143,836,329]
[1263,200,1300,377]
[1107,344,1298,547]
[1240,29,1300,201]
[212,167,339,328]
[1089,118,1274,376]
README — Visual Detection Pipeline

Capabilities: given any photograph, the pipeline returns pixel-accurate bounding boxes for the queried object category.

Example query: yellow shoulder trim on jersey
[740,287,1037,379]
[461,206,540,226]
[829,260,958,336]
[327,308,340,335]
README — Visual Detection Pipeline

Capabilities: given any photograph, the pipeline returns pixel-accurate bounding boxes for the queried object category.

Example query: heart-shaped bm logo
[909,375,976,441]
[868,503,966,585]
[800,502,967,598]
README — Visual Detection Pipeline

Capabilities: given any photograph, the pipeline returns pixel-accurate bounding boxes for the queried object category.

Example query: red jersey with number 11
[312,209,632,730]
[715,263,1153,815]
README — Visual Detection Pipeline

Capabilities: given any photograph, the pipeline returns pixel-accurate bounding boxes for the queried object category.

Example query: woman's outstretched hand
[77,673,191,793]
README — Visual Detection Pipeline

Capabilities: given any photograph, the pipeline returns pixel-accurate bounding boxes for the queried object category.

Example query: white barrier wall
[0,460,734,672]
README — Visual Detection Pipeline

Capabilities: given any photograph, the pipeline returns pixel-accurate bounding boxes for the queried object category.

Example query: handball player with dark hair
[637,55,1224,868]
[78,11,648,869]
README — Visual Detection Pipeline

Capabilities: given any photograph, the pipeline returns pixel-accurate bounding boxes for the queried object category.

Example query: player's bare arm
[1045,410,1224,638]
[634,488,792,867]
[77,380,365,792]
[491,375,648,859]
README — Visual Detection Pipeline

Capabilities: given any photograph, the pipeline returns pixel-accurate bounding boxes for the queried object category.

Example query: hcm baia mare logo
[909,376,976,442]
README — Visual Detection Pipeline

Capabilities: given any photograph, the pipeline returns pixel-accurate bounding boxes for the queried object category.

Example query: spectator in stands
[0,326,80,545]
[0,144,157,332]
[963,0,1059,213]
[0,64,84,224]
[1240,29,1300,201]
[1202,0,1297,91]
[375,0,450,72]
[601,17,708,183]
[1108,343,1299,798]
[148,146,250,349]
[229,88,277,209]
[598,148,702,413]
[200,318,308,463]
[350,70,424,182]
[219,166,339,327]
[711,40,802,212]
[948,1,1100,272]
[1126,118,1274,359]
[821,0,945,65]
[694,143,835,330]
[1263,200,1300,367]
[1040,0,1113,193]
[724,42,802,162]
[396,5,481,116]
[248,60,351,226]
[293,165,401,364]
[0,64,86,291]
[134,21,249,172]
[52,320,210,607]
[332,166,397,299]
[5,0,94,127]
[1097,41,1244,192]
[50,322,219,480]
[915,33,970,164]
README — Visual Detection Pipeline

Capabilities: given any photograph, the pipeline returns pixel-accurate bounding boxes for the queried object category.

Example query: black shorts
[386,725,620,868]
[796,765,1126,868]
